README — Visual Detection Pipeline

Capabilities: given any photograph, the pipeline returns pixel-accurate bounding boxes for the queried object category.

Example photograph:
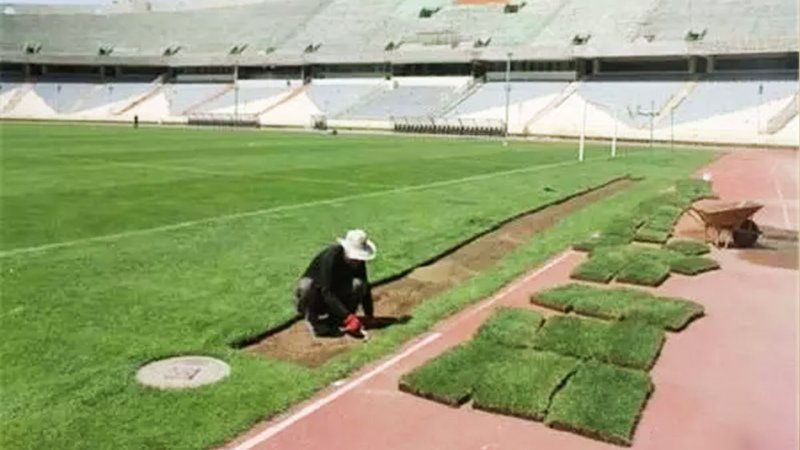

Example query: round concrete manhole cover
[137,356,230,389]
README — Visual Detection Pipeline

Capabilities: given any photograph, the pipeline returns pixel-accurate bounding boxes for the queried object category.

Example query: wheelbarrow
[689,200,763,248]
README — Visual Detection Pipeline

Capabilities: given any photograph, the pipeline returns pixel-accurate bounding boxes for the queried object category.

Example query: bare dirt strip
[243,177,637,367]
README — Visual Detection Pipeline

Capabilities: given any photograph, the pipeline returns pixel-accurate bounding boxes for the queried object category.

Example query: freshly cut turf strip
[472,350,579,420]
[399,341,498,406]
[616,258,671,287]
[546,362,653,447]
[665,239,710,256]
[669,256,720,275]
[475,307,544,348]
[532,316,664,370]
[532,283,704,331]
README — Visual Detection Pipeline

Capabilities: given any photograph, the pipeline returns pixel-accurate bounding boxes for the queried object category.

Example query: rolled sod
[532,316,665,371]
[532,283,704,331]
[399,341,498,406]
[475,307,544,348]
[472,350,580,421]
[616,258,671,287]
[665,239,710,256]
[546,362,653,447]
[669,255,720,275]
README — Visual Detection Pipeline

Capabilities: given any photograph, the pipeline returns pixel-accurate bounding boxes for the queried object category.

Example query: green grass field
[0,123,715,449]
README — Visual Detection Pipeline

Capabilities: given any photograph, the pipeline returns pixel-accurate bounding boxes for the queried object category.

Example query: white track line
[229,332,443,450]
[1,157,608,258]
[229,251,572,449]
[54,155,391,189]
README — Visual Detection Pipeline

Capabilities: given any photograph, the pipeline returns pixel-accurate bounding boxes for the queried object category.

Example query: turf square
[532,316,664,370]
[568,288,642,321]
[599,319,665,370]
[532,316,607,362]
[531,283,593,313]
[669,255,720,275]
[616,258,671,287]
[571,248,629,283]
[399,341,498,406]
[532,284,704,331]
[665,239,710,256]
[624,295,705,331]
[472,350,580,420]
[546,362,653,446]
[475,307,544,348]
[633,227,671,244]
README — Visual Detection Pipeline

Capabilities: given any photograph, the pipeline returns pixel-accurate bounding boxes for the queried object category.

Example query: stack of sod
[531,283,704,331]
[546,361,653,447]
[531,316,665,370]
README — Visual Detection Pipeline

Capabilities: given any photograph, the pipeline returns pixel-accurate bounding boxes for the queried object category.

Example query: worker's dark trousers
[294,277,366,335]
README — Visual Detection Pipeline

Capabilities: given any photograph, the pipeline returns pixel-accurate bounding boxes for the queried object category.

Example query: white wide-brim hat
[337,229,377,261]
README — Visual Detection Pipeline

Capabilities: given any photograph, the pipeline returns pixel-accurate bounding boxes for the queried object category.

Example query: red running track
[224,150,799,450]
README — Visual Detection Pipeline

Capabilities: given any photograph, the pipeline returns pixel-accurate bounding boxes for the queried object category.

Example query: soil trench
[244,178,637,367]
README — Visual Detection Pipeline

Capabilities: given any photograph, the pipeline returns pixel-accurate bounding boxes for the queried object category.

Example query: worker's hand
[343,314,363,334]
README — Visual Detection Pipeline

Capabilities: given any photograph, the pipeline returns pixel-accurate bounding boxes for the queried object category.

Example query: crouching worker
[294,229,377,338]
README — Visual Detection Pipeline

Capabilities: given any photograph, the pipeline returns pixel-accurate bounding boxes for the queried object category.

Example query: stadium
[0,1,798,449]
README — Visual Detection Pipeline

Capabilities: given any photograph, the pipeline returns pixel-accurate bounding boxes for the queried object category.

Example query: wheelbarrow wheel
[733,219,760,248]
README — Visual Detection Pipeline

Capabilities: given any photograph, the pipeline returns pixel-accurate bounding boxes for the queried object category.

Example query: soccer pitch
[0,123,715,449]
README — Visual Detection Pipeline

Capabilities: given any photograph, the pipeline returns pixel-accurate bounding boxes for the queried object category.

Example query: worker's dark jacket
[300,244,374,320]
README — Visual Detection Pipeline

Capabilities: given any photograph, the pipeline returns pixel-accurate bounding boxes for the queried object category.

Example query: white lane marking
[229,332,442,450]
[53,155,392,189]
[1,157,608,258]
[229,251,572,449]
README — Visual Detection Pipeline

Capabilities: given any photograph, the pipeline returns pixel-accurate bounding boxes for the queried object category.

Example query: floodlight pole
[504,52,512,138]
[579,100,587,161]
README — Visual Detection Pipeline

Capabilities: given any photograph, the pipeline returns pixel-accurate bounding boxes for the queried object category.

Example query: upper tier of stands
[1,0,796,62]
